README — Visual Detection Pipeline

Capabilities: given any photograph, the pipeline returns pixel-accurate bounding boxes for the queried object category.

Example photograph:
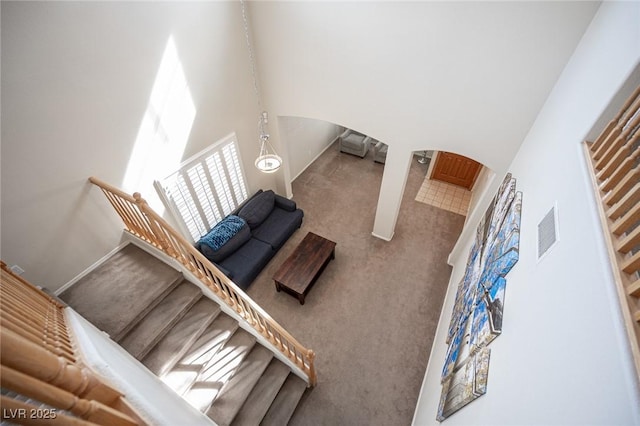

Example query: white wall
[414,2,640,425]
[280,116,342,182]
[1,2,275,292]
[251,1,598,172]
[465,166,495,226]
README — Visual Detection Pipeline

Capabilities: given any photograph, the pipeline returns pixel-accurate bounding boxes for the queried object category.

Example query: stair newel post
[307,349,317,387]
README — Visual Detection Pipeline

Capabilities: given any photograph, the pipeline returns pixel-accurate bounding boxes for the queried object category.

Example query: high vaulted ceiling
[250,1,601,171]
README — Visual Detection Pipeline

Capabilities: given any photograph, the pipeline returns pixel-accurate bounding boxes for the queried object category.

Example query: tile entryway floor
[415,178,471,216]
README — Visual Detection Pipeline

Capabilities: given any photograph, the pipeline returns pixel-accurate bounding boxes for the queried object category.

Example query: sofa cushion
[219,238,274,290]
[198,217,250,263]
[251,207,303,250]
[274,194,297,212]
[238,190,275,229]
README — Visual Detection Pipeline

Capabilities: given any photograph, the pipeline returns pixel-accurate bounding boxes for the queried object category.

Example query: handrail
[584,83,640,383]
[0,263,145,425]
[88,176,317,386]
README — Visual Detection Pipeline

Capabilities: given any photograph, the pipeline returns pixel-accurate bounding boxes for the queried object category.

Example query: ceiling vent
[537,203,559,261]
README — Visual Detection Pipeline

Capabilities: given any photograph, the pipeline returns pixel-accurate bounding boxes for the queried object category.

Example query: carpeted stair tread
[142,297,221,376]
[119,280,202,359]
[184,329,256,413]
[206,345,274,426]
[161,313,240,396]
[260,374,307,426]
[177,313,240,366]
[60,244,182,340]
[160,365,202,397]
[231,359,292,426]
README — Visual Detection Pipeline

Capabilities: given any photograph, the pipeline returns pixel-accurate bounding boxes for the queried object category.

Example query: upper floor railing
[584,84,640,382]
[88,177,317,386]
[0,262,146,425]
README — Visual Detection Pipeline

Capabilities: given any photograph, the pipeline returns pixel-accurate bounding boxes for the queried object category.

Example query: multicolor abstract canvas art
[437,174,522,421]
[437,347,491,421]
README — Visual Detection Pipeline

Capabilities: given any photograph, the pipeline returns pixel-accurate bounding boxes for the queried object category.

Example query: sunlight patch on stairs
[199,339,253,383]
[161,366,200,396]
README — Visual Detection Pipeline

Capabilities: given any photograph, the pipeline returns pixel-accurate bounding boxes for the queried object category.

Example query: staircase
[60,244,308,425]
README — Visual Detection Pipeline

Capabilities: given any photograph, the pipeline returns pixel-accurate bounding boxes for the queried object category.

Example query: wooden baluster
[277,331,285,351]
[618,226,640,254]
[591,85,640,155]
[109,195,144,239]
[244,300,253,321]
[622,251,640,275]
[594,114,640,170]
[600,147,640,192]
[184,252,200,277]
[262,323,273,343]
[238,299,250,322]
[208,273,221,294]
[222,283,234,308]
[0,318,75,361]
[133,194,168,252]
[612,202,640,236]
[1,329,122,405]
[604,165,639,206]
[1,366,138,426]
[251,308,263,330]
[597,131,640,180]
[233,292,243,314]
[607,182,640,220]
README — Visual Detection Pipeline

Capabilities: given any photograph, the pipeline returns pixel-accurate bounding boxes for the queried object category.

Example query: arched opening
[276,116,490,240]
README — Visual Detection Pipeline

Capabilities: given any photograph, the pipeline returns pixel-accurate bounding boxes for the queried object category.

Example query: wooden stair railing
[0,263,146,426]
[88,177,317,387]
[584,84,640,382]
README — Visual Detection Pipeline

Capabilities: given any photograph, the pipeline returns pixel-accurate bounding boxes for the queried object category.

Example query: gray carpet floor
[246,144,465,426]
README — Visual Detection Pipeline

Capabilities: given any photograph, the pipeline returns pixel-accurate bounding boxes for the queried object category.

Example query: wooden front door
[431,151,482,189]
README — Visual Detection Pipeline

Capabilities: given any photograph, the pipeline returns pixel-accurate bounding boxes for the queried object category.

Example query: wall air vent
[537,203,559,261]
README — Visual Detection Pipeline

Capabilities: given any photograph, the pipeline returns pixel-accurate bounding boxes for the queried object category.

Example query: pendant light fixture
[241,0,282,173]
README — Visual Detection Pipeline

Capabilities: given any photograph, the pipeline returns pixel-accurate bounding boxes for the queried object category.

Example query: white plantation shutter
[155,133,249,242]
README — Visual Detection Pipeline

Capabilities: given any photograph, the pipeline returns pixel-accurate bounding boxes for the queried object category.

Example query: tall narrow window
[155,133,249,242]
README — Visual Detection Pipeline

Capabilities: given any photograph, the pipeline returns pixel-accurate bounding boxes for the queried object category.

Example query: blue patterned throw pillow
[198,215,247,251]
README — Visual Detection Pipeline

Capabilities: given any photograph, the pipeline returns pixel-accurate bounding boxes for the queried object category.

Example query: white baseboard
[55,240,130,296]
[371,231,394,242]
[290,139,338,184]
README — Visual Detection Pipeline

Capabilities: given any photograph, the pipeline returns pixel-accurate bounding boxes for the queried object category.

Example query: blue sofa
[196,190,303,290]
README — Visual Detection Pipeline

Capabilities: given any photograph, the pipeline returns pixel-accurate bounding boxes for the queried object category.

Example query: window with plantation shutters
[154,133,249,242]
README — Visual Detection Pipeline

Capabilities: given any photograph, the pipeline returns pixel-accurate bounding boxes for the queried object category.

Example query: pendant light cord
[241,0,262,113]
[241,0,281,173]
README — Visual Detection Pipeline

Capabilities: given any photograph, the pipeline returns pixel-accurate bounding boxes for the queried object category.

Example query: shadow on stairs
[60,243,308,426]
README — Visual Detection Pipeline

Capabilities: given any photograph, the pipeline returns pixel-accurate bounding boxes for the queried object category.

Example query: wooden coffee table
[273,232,336,305]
